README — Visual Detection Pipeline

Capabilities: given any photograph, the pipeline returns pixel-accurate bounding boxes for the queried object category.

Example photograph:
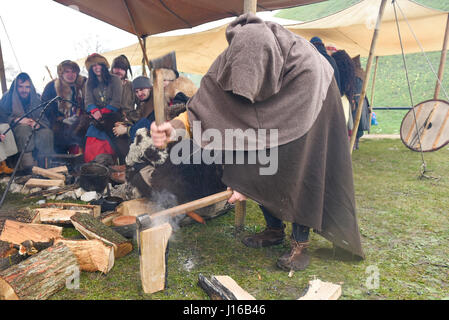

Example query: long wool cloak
[186,14,364,258]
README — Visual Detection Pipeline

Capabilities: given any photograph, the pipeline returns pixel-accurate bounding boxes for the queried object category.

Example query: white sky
[0,0,298,92]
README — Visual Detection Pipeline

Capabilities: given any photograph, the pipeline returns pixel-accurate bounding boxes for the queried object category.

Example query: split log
[115,198,158,217]
[0,243,79,300]
[70,212,132,258]
[0,220,62,245]
[32,166,66,181]
[55,239,114,273]
[139,222,172,294]
[24,178,65,189]
[0,209,40,234]
[298,279,342,300]
[35,208,91,225]
[24,184,79,199]
[40,202,101,217]
[47,166,68,174]
[0,240,20,271]
[198,274,256,300]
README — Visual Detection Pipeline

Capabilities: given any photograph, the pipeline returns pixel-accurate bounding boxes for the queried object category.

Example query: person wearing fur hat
[83,53,123,163]
[111,54,135,116]
[41,60,87,154]
[0,72,54,171]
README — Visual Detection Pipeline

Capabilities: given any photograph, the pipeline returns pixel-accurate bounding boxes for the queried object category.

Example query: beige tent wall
[77,0,448,75]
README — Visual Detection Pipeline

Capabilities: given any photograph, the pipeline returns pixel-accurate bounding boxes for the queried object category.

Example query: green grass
[8,139,434,300]
[278,0,449,135]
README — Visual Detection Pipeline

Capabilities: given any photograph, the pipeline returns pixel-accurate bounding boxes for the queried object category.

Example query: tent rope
[392,0,438,180]
[0,15,22,72]
[395,1,449,101]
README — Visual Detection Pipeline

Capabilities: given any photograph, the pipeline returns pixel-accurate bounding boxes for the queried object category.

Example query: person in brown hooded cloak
[151,14,364,271]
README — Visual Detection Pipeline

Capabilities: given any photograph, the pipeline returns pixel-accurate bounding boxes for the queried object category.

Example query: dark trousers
[260,205,310,242]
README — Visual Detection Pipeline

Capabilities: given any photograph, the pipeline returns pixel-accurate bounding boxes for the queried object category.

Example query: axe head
[136,213,153,232]
[150,51,177,71]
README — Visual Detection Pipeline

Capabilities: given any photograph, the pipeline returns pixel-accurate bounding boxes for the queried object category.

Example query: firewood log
[70,212,132,258]
[35,208,92,225]
[55,239,114,273]
[0,220,62,245]
[198,274,256,300]
[32,166,66,181]
[0,243,79,300]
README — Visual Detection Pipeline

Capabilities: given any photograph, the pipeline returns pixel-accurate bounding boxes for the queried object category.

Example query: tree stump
[0,243,79,300]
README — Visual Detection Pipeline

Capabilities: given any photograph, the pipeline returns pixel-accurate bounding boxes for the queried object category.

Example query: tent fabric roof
[288,0,448,57]
[74,0,449,75]
[54,0,324,36]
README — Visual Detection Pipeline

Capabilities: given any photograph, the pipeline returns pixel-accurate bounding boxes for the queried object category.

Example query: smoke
[149,189,185,237]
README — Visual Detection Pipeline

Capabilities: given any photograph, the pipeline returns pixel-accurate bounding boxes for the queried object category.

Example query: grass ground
[1,139,436,300]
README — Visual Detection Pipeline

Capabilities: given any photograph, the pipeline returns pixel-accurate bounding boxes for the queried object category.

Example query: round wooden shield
[400,99,449,152]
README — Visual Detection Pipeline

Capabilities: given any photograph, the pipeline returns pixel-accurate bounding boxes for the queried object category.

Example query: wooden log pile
[0,199,133,300]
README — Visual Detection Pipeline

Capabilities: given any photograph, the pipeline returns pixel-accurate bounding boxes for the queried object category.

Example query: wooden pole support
[350,0,388,153]
[0,40,7,94]
[434,13,449,100]
[368,56,379,131]
[244,0,257,14]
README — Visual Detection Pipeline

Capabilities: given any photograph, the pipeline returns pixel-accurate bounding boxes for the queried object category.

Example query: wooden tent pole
[350,0,388,153]
[123,0,152,72]
[434,13,449,100]
[234,0,258,230]
[0,39,7,94]
[368,56,379,131]
[141,35,148,76]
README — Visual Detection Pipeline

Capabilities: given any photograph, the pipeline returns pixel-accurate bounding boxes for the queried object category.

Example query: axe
[135,189,232,294]
[150,51,177,129]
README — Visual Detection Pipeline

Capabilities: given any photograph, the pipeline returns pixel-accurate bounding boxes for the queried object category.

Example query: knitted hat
[111,54,133,77]
[132,76,152,90]
[310,36,323,44]
[57,60,80,78]
[85,53,109,71]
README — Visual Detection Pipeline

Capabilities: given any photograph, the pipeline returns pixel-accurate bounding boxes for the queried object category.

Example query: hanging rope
[0,15,22,72]
[395,1,449,101]
[392,0,438,180]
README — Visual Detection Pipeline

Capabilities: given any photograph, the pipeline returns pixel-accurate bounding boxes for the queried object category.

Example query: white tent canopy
[77,0,449,75]
[288,0,448,57]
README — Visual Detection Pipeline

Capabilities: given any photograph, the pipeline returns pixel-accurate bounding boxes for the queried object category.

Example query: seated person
[113,76,154,142]
[0,109,18,174]
[41,60,87,154]
[83,53,123,163]
[111,54,135,117]
[0,72,54,171]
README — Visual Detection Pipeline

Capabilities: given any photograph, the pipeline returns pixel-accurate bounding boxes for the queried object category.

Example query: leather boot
[277,237,310,271]
[241,224,285,248]
[0,161,14,174]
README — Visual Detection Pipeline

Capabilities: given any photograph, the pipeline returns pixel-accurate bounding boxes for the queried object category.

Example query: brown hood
[187,13,334,150]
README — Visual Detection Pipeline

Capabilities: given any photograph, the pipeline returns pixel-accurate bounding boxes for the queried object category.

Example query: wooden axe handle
[152,69,167,126]
[151,190,233,221]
